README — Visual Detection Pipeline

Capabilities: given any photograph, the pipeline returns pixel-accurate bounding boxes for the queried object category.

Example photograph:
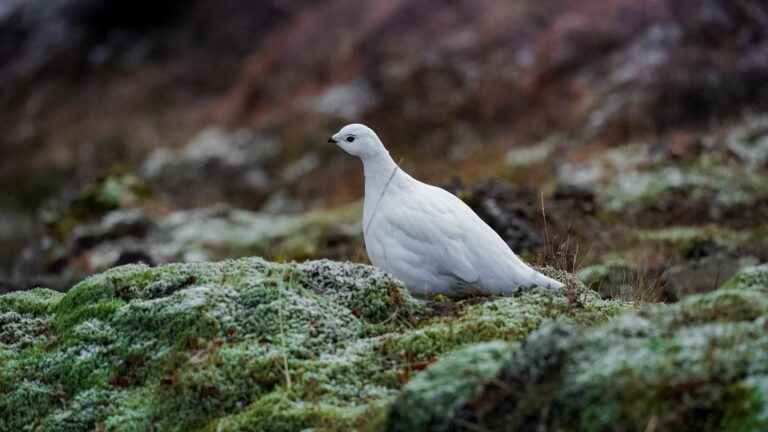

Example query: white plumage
[329,123,564,297]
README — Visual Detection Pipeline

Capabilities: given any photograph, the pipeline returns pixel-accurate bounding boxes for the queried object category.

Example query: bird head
[328,123,385,159]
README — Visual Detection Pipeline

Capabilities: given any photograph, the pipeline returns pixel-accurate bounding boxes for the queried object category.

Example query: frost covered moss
[0,288,61,349]
[385,342,511,432]
[721,263,768,292]
[383,264,768,431]
[558,143,768,212]
[156,203,363,264]
[376,285,628,365]
[0,257,626,431]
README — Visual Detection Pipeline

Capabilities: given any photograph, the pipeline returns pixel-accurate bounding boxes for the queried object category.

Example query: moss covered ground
[0,258,627,431]
[384,264,768,431]
[5,257,766,431]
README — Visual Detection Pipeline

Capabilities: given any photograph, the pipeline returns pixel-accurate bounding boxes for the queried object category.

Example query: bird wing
[384,183,480,286]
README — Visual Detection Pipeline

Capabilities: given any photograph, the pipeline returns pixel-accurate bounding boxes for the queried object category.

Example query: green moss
[382,264,768,431]
[0,289,62,349]
[296,259,425,327]
[102,388,154,432]
[723,376,768,432]
[18,260,766,431]
[577,261,638,299]
[559,143,768,213]
[207,391,365,432]
[662,288,768,327]
[151,344,284,430]
[40,388,126,432]
[0,378,61,431]
[386,341,511,431]
[375,288,622,363]
[722,264,768,292]
[0,288,61,314]
[0,257,631,431]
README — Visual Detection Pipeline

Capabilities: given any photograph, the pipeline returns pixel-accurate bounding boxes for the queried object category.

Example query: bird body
[329,124,564,297]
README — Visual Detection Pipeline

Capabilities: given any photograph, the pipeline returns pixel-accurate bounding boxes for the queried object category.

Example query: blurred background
[2,0,767,301]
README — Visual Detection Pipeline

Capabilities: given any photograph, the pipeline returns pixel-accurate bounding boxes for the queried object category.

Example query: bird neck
[362,150,399,206]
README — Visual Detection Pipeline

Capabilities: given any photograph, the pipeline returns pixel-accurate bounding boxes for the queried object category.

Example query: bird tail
[529,270,564,290]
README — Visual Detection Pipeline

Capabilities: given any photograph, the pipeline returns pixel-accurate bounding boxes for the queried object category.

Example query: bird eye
[346,136,355,143]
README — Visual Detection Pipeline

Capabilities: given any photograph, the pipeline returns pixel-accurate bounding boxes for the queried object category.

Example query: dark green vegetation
[0,258,627,431]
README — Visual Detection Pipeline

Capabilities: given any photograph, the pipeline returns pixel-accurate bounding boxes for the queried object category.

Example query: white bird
[328,123,564,297]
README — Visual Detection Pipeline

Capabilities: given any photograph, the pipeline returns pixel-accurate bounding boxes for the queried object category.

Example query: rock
[153,203,363,264]
[10,173,153,290]
[0,211,35,280]
[384,264,768,432]
[662,254,760,301]
[141,127,279,209]
[13,163,369,291]
[576,225,768,303]
[0,257,628,431]
[634,226,768,300]
[70,209,152,255]
[40,172,152,240]
[17,202,365,291]
[557,134,768,225]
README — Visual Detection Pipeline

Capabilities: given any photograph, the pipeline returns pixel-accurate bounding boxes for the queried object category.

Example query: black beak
[328,137,337,144]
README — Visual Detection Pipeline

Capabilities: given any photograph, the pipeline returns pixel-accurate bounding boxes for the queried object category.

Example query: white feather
[330,123,565,297]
